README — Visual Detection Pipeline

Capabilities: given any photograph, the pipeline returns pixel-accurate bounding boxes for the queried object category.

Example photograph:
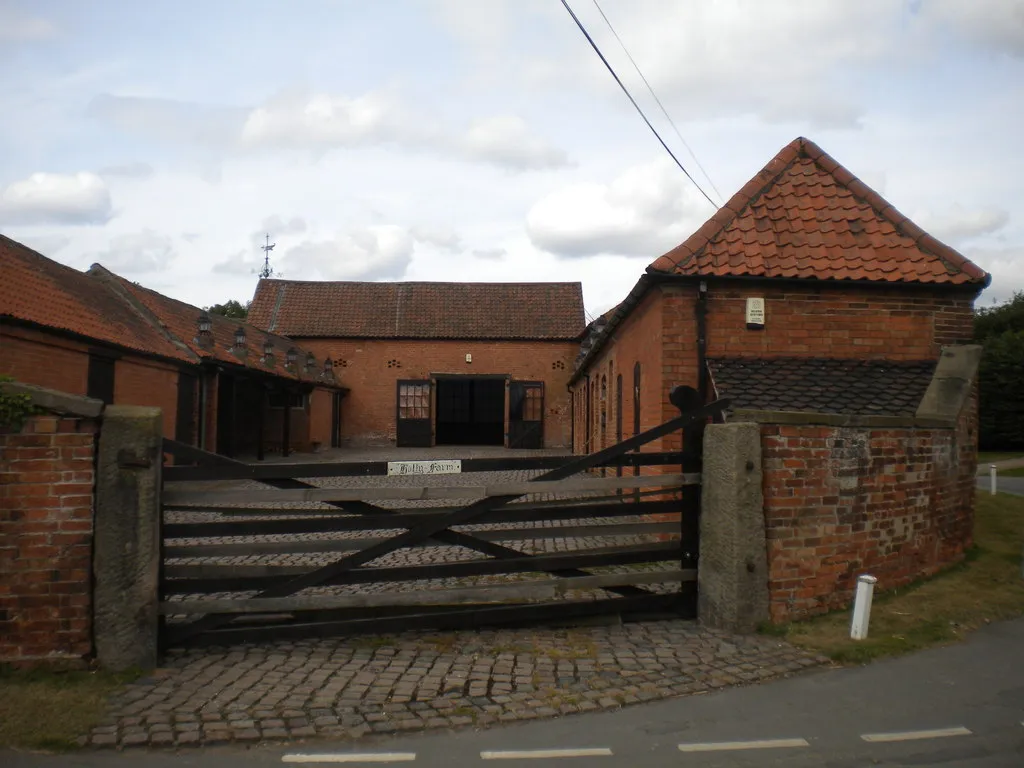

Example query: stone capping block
[731,409,957,429]
[0,381,103,419]
[915,344,982,422]
[698,422,769,633]
[94,405,163,672]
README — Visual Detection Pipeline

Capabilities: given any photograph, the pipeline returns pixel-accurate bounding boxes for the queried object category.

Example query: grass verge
[978,451,1024,464]
[0,667,138,752]
[763,491,1024,664]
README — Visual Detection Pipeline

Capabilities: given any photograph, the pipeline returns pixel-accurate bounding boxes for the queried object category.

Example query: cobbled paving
[89,455,826,749]
[85,621,826,748]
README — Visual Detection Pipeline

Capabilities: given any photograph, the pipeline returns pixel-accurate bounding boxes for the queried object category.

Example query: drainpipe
[198,372,208,449]
[696,280,708,402]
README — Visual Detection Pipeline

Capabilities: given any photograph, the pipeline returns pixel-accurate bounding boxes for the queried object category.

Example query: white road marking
[282,754,416,764]
[480,748,613,759]
[677,738,809,752]
[860,726,973,743]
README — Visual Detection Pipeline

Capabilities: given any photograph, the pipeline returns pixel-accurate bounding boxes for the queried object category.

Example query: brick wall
[114,357,180,438]
[760,392,977,621]
[661,282,976,388]
[1,325,90,394]
[0,412,96,665]
[1,323,184,440]
[570,289,665,454]
[295,338,578,448]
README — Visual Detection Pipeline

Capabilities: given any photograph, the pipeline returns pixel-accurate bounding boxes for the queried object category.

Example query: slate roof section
[89,266,331,383]
[0,235,195,363]
[248,280,586,340]
[649,137,989,287]
[707,357,937,417]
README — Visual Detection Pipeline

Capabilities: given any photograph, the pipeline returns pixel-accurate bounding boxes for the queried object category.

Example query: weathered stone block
[698,422,769,633]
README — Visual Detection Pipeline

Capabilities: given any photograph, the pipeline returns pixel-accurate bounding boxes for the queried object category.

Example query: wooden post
[672,385,704,617]
[282,389,291,458]
[256,382,265,462]
[227,376,237,458]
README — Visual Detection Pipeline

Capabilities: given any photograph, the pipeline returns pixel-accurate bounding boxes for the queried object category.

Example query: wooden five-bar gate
[158,390,727,649]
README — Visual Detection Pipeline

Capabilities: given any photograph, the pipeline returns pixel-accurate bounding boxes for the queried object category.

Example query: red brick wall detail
[0,325,90,394]
[295,339,578,448]
[0,412,96,664]
[114,357,180,438]
[761,392,977,621]
[570,289,664,455]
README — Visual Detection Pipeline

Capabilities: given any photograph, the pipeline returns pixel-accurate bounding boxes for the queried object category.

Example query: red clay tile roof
[0,235,195,363]
[249,280,586,340]
[89,266,332,384]
[708,357,937,417]
[649,137,989,287]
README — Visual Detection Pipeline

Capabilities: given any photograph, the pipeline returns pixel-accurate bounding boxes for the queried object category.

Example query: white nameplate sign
[387,460,462,476]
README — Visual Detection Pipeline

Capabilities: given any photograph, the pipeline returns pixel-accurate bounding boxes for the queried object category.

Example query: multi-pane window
[268,392,307,409]
[399,383,430,419]
[523,386,543,421]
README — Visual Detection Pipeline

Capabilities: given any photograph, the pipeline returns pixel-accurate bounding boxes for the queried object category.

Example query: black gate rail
[159,391,726,647]
[162,448,694,482]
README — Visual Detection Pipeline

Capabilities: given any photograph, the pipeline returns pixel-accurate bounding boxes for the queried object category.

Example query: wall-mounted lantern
[233,327,246,349]
[286,347,298,368]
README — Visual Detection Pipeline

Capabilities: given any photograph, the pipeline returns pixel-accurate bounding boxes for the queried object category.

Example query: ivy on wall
[0,376,37,431]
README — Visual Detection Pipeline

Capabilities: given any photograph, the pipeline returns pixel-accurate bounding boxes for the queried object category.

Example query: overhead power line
[558,0,719,210]
[590,0,724,205]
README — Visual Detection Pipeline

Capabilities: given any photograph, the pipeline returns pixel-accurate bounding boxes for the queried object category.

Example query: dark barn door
[86,353,116,404]
[508,381,543,449]
[216,375,235,457]
[396,380,432,447]
[330,391,343,448]
[435,377,504,446]
[176,372,198,445]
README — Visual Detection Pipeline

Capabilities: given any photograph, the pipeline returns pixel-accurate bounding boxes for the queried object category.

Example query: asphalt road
[6,618,1024,768]
[978,475,1024,497]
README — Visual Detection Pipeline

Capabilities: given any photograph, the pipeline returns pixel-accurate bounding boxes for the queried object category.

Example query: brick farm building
[570,136,989,620]
[247,280,585,449]
[0,236,343,458]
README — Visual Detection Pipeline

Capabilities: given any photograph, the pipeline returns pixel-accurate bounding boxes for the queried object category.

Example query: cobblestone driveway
[86,621,826,748]
[112,450,827,750]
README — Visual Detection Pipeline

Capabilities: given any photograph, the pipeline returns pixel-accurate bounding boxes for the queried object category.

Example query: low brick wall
[760,404,976,621]
[0,411,98,665]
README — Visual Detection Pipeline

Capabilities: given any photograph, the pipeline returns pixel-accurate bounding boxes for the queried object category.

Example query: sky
[1,0,1022,319]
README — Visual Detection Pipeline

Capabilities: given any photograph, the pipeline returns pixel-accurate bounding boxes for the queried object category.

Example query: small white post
[850,574,878,641]
[990,465,997,495]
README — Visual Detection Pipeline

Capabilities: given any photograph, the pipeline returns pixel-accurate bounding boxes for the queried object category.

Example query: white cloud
[281,225,415,281]
[921,0,1024,58]
[99,162,155,179]
[13,233,70,256]
[914,205,1010,243]
[212,249,258,276]
[526,157,712,258]
[89,90,569,171]
[0,8,57,43]
[91,229,176,273]
[411,226,463,252]
[966,246,1024,305]
[463,116,568,170]
[86,94,245,148]
[0,172,113,225]
[472,247,506,260]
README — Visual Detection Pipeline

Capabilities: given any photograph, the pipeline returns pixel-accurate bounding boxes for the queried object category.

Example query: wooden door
[396,380,432,447]
[508,381,543,449]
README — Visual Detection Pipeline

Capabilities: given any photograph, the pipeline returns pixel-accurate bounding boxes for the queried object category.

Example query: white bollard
[990,465,997,495]
[850,574,878,641]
